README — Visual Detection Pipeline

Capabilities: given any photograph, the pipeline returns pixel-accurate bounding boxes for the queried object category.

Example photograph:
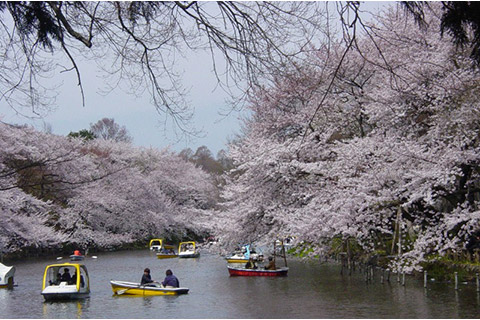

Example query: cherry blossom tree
[218,3,480,272]
[0,122,217,255]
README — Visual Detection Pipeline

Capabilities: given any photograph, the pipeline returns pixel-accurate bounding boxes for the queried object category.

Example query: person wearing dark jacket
[61,268,72,282]
[161,269,179,288]
[141,268,155,286]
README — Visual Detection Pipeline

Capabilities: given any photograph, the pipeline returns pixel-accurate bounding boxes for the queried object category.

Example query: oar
[116,288,128,295]
[116,284,141,295]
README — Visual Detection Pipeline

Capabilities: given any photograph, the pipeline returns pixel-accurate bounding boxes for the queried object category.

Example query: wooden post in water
[273,240,277,267]
[454,272,458,290]
[475,273,479,292]
[347,239,351,276]
[386,269,390,282]
[402,272,405,286]
[424,271,427,288]
[381,269,384,284]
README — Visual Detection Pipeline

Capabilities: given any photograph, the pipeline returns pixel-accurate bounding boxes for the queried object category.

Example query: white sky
[0,1,389,157]
[0,46,244,157]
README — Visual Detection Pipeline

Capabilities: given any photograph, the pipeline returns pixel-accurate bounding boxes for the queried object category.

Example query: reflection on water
[141,297,152,308]
[2,250,480,318]
[42,300,87,319]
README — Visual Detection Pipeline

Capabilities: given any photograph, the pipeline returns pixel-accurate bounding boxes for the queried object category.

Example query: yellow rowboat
[156,253,178,259]
[226,258,249,264]
[110,280,189,296]
[156,244,178,259]
[225,244,263,264]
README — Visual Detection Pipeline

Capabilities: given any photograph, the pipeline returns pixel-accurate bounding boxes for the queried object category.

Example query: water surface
[1,249,479,318]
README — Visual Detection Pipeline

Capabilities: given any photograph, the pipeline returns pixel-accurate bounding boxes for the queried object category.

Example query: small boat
[227,266,289,277]
[227,240,289,277]
[70,250,85,261]
[41,263,90,301]
[156,244,178,259]
[69,255,85,261]
[110,280,189,296]
[0,263,15,288]
[225,244,263,263]
[178,241,200,258]
[225,253,250,264]
[149,239,163,251]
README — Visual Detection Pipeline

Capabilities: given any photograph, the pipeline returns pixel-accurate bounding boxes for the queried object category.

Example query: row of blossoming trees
[2,4,480,272]
[0,122,217,256]
[217,5,480,272]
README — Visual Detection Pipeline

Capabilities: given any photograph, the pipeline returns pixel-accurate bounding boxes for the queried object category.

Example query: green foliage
[293,247,314,258]
[286,241,314,258]
[329,236,363,256]
[373,249,387,256]
[68,129,96,141]
[422,253,480,281]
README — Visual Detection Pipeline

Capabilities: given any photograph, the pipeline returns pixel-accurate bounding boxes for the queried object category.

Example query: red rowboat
[227,266,288,277]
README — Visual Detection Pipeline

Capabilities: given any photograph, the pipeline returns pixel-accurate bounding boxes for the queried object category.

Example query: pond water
[1,249,479,318]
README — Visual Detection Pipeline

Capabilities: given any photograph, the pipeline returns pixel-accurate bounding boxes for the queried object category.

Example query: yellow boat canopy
[178,241,196,252]
[42,263,89,292]
[149,239,162,248]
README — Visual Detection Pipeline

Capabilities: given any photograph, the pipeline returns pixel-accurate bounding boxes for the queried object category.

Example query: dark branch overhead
[402,1,480,66]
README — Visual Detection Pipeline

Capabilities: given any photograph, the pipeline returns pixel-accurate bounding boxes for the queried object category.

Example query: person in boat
[61,268,72,283]
[245,258,257,269]
[264,256,276,270]
[70,271,85,287]
[49,272,62,285]
[73,249,82,256]
[141,268,155,286]
[69,272,76,285]
[161,269,179,288]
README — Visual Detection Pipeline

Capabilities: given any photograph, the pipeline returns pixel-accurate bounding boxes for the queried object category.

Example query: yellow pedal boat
[110,280,189,296]
[178,241,200,258]
[41,263,90,301]
[149,239,163,251]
